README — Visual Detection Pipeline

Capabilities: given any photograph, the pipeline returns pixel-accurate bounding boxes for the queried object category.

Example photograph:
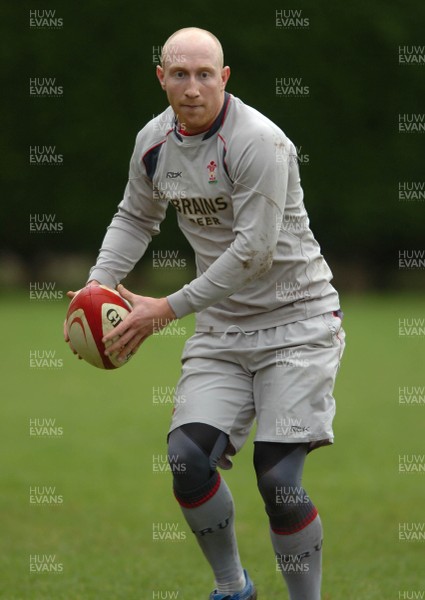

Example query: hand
[64,280,100,357]
[102,284,177,362]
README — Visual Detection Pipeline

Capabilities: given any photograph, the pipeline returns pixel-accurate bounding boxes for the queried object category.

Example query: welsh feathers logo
[207,160,217,184]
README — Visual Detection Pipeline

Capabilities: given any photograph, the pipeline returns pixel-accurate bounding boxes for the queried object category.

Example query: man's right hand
[63,280,100,357]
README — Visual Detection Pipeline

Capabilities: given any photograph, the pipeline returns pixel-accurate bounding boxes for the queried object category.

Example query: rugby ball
[66,285,132,369]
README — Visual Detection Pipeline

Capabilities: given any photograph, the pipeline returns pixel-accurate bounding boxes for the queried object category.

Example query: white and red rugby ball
[66,285,133,369]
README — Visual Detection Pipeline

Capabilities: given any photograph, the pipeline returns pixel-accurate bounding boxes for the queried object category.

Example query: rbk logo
[166,171,182,178]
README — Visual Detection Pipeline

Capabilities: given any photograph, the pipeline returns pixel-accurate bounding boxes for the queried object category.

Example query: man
[66,27,345,600]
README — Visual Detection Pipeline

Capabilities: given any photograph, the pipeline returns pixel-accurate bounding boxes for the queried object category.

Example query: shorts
[169,311,346,453]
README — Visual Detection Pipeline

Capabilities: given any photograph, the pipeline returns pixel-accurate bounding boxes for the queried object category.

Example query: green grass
[1,293,425,599]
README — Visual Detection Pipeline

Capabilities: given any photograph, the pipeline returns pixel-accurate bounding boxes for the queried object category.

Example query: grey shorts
[169,312,346,453]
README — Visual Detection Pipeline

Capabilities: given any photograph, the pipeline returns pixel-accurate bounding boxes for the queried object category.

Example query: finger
[103,325,135,355]
[63,318,84,358]
[67,340,77,355]
[63,319,69,342]
[64,327,78,354]
[102,306,140,343]
[104,309,137,340]
[67,281,98,300]
[66,339,82,359]
[102,319,132,345]
[107,326,142,358]
[117,284,135,305]
[125,333,146,356]
[117,334,147,362]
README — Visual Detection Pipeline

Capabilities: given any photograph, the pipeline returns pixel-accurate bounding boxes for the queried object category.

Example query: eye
[174,71,185,79]
[200,72,210,79]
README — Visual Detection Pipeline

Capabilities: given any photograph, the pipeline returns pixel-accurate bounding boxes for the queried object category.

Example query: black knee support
[254,442,317,534]
[168,423,228,507]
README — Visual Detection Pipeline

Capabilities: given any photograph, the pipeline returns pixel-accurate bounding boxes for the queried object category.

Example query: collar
[173,92,231,142]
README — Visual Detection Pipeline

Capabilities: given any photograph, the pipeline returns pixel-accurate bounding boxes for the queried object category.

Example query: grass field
[1,293,424,599]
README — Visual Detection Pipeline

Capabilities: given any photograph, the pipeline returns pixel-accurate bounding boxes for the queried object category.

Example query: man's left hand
[102,284,176,362]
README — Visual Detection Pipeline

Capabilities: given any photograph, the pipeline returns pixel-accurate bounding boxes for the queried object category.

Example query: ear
[221,66,231,90]
[156,65,166,90]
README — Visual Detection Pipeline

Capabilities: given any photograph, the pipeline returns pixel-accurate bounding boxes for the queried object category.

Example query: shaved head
[161,27,224,69]
[156,27,230,134]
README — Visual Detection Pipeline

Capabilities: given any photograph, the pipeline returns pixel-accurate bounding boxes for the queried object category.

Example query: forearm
[169,248,274,318]
[168,205,280,318]
[88,196,166,287]
[88,218,151,287]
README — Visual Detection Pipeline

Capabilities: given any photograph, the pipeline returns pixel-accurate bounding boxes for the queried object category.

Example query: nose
[184,76,200,98]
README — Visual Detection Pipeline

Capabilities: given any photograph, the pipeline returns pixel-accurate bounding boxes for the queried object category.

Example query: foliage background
[1,0,424,291]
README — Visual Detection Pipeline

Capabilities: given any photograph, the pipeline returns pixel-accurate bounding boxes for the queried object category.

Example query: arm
[65,133,168,356]
[88,134,168,289]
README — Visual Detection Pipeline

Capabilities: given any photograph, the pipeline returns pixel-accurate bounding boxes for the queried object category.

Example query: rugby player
[66,27,345,600]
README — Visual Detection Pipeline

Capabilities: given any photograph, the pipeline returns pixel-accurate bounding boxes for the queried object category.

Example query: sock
[272,514,323,600]
[175,471,245,593]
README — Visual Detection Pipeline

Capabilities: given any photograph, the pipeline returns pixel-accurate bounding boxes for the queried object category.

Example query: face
[156,35,230,134]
